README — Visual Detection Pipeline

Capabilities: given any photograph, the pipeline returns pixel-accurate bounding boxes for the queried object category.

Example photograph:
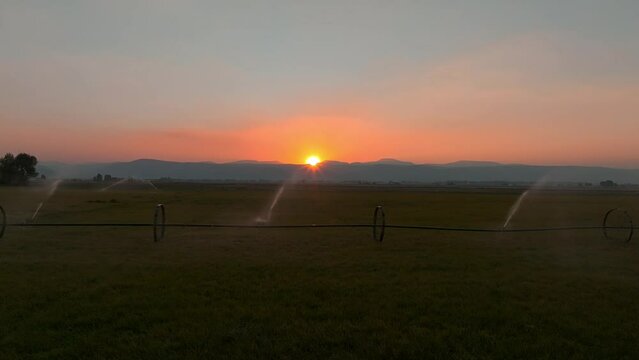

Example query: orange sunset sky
[1,1,638,166]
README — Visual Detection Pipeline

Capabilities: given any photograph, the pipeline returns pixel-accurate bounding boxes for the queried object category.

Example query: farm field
[1,183,638,359]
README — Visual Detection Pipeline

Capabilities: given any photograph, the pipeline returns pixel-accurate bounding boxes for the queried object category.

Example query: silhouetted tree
[600,180,618,187]
[93,173,104,182]
[0,152,38,185]
[0,153,16,184]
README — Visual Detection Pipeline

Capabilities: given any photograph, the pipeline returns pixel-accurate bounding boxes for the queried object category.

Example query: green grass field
[1,183,638,359]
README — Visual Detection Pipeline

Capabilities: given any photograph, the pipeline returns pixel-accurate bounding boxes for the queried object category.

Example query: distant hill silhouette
[39,159,639,184]
[353,158,415,166]
[443,160,503,167]
[227,160,283,165]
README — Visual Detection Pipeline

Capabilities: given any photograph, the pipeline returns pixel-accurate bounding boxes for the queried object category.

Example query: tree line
[0,153,39,185]
[93,173,115,182]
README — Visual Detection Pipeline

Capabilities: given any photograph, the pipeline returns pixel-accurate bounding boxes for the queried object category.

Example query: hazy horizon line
[36,157,639,170]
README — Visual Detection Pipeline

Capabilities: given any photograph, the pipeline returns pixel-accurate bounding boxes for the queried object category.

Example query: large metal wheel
[153,204,166,242]
[373,205,386,242]
[602,208,633,243]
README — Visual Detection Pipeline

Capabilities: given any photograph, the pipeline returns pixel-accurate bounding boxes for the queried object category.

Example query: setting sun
[305,155,321,166]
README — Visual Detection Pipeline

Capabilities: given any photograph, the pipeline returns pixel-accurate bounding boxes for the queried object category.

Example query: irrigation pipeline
[4,222,636,232]
[0,205,635,243]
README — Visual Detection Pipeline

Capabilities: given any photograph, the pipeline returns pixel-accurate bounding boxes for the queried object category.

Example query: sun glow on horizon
[305,155,321,167]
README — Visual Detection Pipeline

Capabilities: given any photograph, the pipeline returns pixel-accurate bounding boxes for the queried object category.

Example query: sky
[1,0,638,166]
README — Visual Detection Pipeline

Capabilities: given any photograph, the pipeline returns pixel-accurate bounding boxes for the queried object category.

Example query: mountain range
[36,159,639,184]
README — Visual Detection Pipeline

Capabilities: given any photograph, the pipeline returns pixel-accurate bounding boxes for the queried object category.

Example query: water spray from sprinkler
[99,178,128,192]
[254,163,320,224]
[256,185,285,223]
[30,179,62,222]
[99,177,158,192]
[502,176,550,228]
[503,190,529,228]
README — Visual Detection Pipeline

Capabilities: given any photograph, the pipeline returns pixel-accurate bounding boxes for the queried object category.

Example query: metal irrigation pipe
[6,224,634,231]
[386,225,620,232]
[153,204,166,242]
[0,205,6,239]
[6,223,375,228]
[373,205,385,242]
[0,204,635,243]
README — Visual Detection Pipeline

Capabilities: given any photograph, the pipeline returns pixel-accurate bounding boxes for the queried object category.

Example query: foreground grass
[1,184,638,359]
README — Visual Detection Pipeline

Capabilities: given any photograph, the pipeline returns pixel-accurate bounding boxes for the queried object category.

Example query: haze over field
[2,1,639,166]
[39,159,639,184]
